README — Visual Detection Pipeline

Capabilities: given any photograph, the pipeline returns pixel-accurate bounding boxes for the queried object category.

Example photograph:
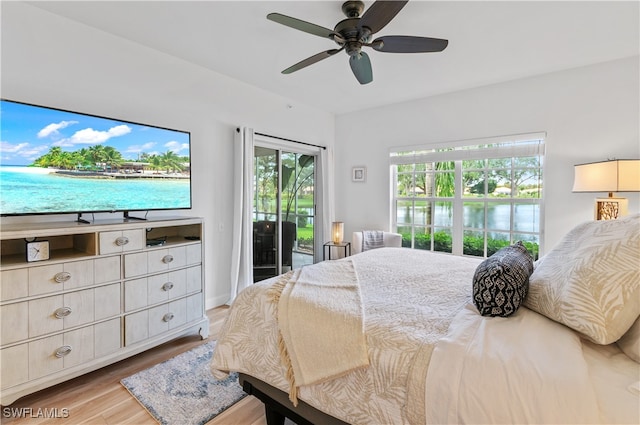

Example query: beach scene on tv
[0,100,191,216]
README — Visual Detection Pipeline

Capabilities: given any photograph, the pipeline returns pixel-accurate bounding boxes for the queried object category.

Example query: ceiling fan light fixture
[345,41,362,57]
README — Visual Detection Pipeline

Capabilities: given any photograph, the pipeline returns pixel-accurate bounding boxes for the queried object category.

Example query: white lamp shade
[573,159,640,193]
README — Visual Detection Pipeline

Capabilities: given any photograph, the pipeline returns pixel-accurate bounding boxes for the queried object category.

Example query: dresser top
[0,216,202,240]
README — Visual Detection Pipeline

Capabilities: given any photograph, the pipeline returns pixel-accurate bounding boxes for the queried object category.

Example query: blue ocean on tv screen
[0,166,191,215]
[0,99,191,215]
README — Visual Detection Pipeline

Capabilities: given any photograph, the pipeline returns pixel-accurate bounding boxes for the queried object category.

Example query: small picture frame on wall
[352,166,366,182]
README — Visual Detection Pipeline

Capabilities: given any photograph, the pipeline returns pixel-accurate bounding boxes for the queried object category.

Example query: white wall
[1,2,335,307]
[335,56,640,253]
[3,3,639,303]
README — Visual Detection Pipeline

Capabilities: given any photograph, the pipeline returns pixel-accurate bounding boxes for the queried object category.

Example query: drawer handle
[163,313,174,322]
[162,255,174,264]
[162,282,174,291]
[115,236,130,246]
[54,307,72,319]
[54,272,72,283]
[55,345,72,358]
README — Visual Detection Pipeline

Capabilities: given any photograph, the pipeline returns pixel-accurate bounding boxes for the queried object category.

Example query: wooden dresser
[0,217,208,405]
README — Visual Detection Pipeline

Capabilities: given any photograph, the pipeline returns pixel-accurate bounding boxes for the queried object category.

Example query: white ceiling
[27,1,639,115]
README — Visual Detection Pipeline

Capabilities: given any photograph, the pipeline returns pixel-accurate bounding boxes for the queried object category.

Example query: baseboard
[207,293,230,309]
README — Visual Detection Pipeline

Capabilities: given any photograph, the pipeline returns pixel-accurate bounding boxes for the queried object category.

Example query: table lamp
[332,221,344,244]
[572,159,640,220]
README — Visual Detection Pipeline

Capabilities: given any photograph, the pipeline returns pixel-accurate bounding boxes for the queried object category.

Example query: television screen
[0,99,192,217]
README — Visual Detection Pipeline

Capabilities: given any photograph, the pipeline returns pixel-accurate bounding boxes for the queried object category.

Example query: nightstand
[323,241,351,260]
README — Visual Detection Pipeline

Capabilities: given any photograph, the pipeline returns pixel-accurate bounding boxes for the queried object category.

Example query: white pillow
[617,315,640,363]
[524,214,640,345]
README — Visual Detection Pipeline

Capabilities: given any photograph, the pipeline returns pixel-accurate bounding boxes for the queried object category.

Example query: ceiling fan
[267,0,448,85]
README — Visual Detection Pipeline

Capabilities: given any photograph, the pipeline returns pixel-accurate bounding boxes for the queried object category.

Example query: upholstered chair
[352,231,402,254]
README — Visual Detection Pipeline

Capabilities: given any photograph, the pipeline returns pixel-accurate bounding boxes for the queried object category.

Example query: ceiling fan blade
[349,52,373,85]
[267,13,337,40]
[372,35,448,53]
[282,49,342,74]
[358,0,408,34]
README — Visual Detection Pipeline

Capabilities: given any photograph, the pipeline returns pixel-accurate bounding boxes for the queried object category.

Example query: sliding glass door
[253,146,315,281]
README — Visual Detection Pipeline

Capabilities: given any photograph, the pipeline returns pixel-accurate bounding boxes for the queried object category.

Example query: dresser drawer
[124,268,193,312]
[148,299,187,337]
[28,326,95,381]
[124,298,187,346]
[186,265,202,294]
[99,229,144,255]
[124,244,200,278]
[186,243,202,264]
[124,277,147,312]
[20,257,120,298]
[28,295,64,338]
[94,256,122,284]
[29,260,94,296]
[0,319,121,390]
[1,301,28,345]
[123,252,147,278]
[0,268,28,302]
[1,284,120,346]
[147,247,187,273]
[185,293,203,323]
[0,344,29,389]
[94,318,121,357]
[147,270,187,304]
[124,309,148,346]
[94,283,121,321]
[28,288,99,339]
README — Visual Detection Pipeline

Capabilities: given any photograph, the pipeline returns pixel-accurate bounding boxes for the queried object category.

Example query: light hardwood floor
[0,307,268,425]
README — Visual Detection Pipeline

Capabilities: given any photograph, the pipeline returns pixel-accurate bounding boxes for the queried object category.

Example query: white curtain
[229,129,334,302]
[314,146,335,263]
[228,127,255,304]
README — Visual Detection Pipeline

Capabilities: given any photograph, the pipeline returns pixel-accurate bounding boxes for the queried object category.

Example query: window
[390,133,544,259]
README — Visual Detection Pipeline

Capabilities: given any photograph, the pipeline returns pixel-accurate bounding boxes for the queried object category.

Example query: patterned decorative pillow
[472,241,534,317]
[524,214,640,345]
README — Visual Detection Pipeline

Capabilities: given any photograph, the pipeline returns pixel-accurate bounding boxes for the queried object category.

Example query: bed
[211,214,640,425]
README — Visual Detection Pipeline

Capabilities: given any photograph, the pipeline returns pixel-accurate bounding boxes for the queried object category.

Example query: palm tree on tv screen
[158,150,184,173]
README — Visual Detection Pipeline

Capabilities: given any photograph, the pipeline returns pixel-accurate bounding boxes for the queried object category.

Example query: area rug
[121,341,247,425]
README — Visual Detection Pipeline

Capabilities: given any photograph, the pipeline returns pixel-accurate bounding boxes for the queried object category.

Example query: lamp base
[594,197,628,220]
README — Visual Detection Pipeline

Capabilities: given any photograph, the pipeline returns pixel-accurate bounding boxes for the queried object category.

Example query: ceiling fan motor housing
[334,18,369,56]
[341,1,365,18]
[335,1,375,57]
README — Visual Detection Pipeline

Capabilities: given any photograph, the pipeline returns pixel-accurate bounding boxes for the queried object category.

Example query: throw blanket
[362,230,384,251]
[273,259,369,404]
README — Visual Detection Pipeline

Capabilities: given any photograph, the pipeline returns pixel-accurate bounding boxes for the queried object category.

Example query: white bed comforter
[426,304,603,424]
[211,247,634,424]
[211,248,482,425]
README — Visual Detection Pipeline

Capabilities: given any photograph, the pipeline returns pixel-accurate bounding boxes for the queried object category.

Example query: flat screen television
[0,99,192,219]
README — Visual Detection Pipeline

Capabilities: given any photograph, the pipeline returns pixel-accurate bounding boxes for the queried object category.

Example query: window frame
[390,133,545,258]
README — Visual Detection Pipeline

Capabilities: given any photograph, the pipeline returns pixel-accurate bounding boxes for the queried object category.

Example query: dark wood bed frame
[239,373,350,425]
